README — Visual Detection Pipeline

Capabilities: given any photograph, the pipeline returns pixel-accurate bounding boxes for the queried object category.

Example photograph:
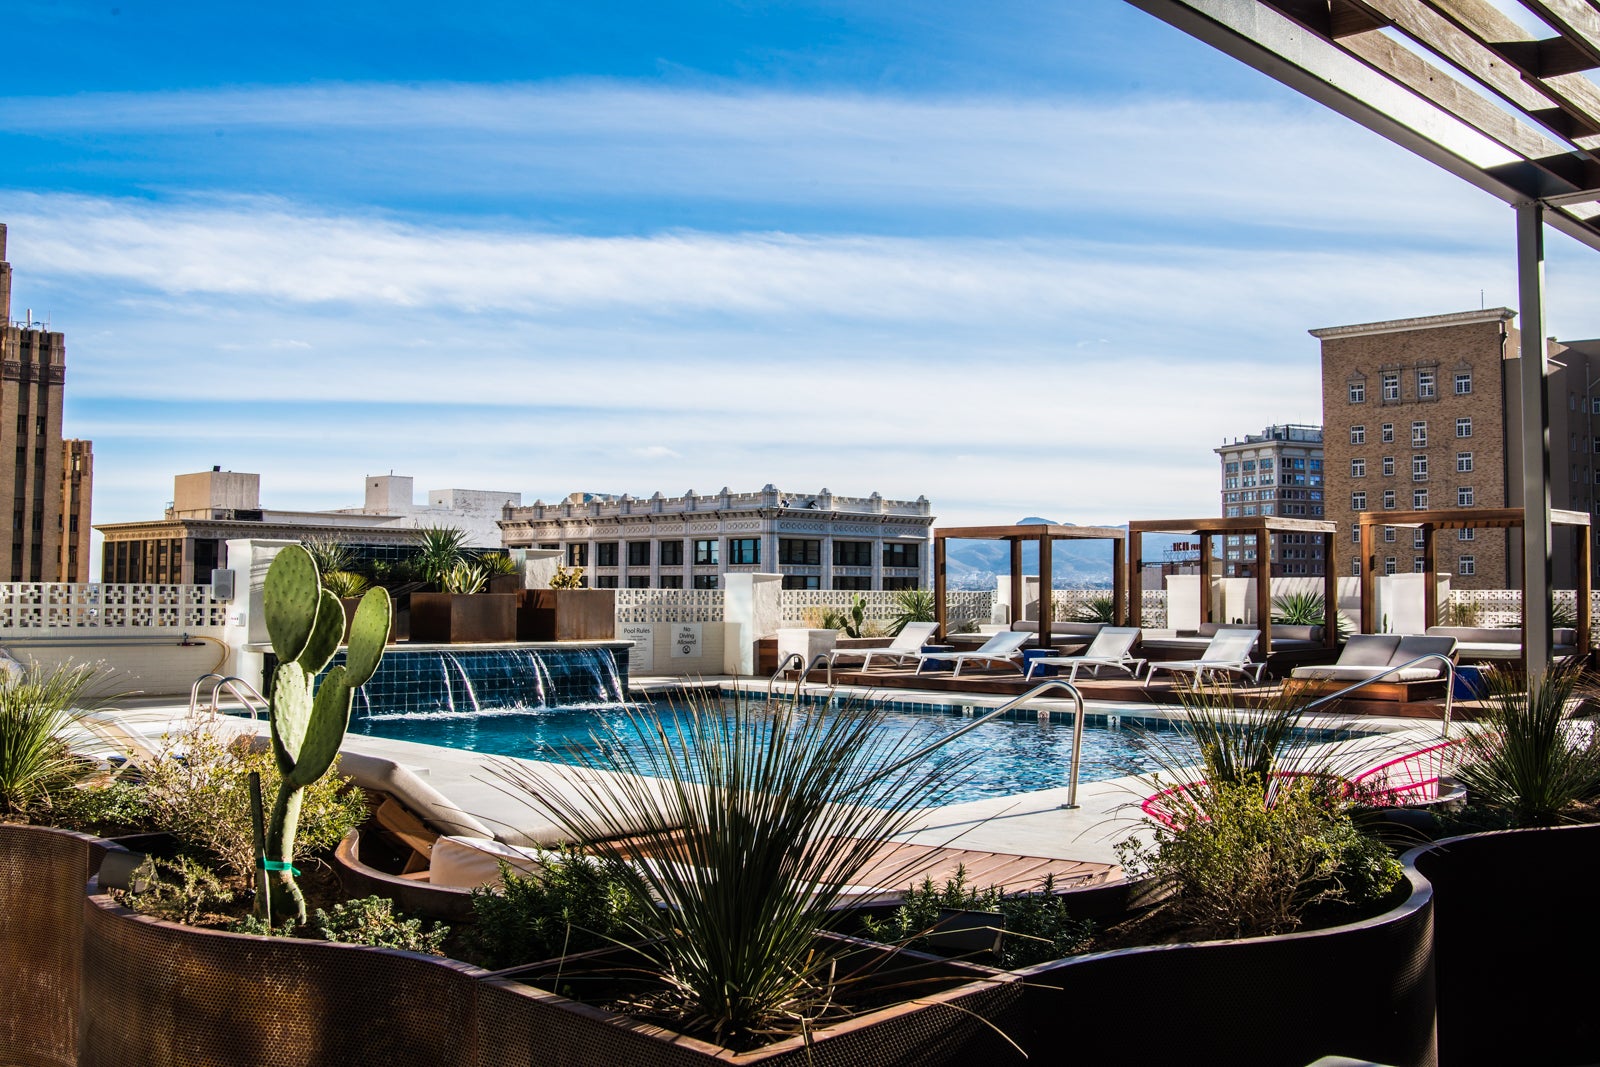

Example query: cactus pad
[344,587,391,686]
[264,545,320,662]
[296,588,344,676]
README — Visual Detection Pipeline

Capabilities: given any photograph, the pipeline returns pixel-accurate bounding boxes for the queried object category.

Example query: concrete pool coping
[84,678,1455,869]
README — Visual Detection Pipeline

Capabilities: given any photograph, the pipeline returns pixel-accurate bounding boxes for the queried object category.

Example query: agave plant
[489,689,976,1049]
[1453,666,1600,827]
[475,552,520,577]
[0,661,114,814]
[320,569,371,598]
[414,525,471,588]
[440,561,488,595]
[886,587,935,635]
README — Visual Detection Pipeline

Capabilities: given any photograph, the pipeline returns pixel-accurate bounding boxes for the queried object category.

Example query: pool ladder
[189,673,271,721]
[767,652,836,703]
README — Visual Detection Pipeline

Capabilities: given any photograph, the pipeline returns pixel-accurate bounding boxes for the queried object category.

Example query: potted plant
[517,564,615,641]
[409,527,518,643]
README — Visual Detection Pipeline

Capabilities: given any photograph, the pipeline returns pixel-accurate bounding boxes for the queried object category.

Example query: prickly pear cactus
[261,543,391,923]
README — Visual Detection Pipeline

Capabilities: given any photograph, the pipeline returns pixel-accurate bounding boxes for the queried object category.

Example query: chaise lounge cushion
[1009,620,1106,638]
[1290,633,1454,683]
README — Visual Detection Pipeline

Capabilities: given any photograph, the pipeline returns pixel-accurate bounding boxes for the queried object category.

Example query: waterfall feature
[347,644,630,719]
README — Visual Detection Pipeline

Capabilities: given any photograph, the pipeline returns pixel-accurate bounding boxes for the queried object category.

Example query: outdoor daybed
[1288,634,1458,702]
[1423,625,1580,663]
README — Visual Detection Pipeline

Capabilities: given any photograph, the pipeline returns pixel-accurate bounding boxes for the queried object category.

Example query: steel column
[1517,200,1554,678]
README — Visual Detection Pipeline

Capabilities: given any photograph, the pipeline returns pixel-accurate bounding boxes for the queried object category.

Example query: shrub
[469,851,646,968]
[886,588,936,635]
[862,867,1093,969]
[1072,595,1116,623]
[0,662,114,815]
[549,564,585,589]
[228,913,297,937]
[126,855,235,926]
[314,895,447,955]
[140,722,366,877]
[1118,776,1402,940]
[1453,666,1600,827]
[49,778,154,835]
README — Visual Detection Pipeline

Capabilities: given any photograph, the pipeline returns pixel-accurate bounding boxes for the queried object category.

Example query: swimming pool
[347,692,1356,805]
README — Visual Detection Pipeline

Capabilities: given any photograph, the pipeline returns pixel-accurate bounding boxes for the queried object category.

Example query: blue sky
[5,0,1600,571]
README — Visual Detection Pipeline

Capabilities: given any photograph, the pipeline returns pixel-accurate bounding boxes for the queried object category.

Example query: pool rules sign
[669,623,702,660]
[619,624,654,673]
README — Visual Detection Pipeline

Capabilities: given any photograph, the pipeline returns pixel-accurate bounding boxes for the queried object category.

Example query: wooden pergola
[1129,516,1339,653]
[933,524,1128,646]
[1358,507,1592,650]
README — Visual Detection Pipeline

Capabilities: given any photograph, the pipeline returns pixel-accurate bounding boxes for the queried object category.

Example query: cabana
[1128,516,1339,655]
[1358,507,1592,656]
[932,524,1128,648]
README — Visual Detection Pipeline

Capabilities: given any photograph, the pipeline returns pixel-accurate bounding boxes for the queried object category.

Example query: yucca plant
[475,552,520,577]
[886,587,936,635]
[0,661,113,814]
[1453,666,1600,827]
[414,525,471,588]
[300,536,356,577]
[320,569,370,598]
[1271,591,1352,637]
[1072,595,1116,623]
[489,689,976,1050]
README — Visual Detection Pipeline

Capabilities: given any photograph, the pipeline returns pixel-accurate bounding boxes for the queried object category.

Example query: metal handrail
[767,652,833,703]
[854,680,1090,809]
[189,673,271,721]
[1301,653,1459,737]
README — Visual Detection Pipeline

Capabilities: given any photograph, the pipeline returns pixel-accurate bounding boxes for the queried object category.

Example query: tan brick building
[1315,308,1597,590]
[0,223,93,582]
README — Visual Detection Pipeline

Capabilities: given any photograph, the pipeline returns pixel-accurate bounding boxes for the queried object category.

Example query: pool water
[349,694,1243,804]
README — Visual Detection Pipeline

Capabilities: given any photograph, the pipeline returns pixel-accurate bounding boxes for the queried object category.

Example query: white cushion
[429,835,550,889]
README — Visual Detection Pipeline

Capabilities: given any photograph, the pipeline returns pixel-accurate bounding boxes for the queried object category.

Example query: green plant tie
[260,858,300,876]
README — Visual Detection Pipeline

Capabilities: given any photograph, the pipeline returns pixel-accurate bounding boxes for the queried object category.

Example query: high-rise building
[1314,308,1598,589]
[0,223,93,582]
[1215,424,1325,576]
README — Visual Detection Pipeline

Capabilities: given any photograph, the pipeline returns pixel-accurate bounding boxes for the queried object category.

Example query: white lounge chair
[913,630,1031,677]
[824,621,939,682]
[1023,627,1145,682]
[1144,629,1264,688]
[74,710,172,769]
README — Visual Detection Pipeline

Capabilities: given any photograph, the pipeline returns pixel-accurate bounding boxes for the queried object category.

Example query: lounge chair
[74,710,172,769]
[1289,634,1458,684]
[824,621,939,681]
[1143,629,1264,688]
[913,629,1031,677]
[1022,627,1145,682]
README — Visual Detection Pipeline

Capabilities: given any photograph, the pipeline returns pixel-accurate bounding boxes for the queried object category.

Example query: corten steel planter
[517,589,616,642]
[341,597,399,644]
[1013,866,1437,1067]
[477,936,1027,1066]
[0,824,102,1067]
[409,592,517,643]
[1408,823,1600,1067]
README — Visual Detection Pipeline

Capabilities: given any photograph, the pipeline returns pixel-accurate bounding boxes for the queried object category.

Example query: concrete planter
[1013,869,1437,1067]
[409,592,517,643]
[1407,823,1600,1067]
[516,589,616,641]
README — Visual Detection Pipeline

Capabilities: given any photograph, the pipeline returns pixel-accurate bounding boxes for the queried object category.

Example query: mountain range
[941,518,1181,590]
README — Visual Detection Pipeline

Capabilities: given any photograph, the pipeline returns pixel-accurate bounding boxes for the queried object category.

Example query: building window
[1413,488,1429,508]
[692,574,719,589]
[1412,422,1427,447]
[1459,555,1475,576]
[626,575,650,588]
[1418,370,1436,399]
[882,576,919,590]
[1413,455,1429,480]
[627,541,651,567]
[567,544,588,567]
[595,542,618,567]
[693,539,719,566]
[1351,526,1361,543]
[1385,557,1397,575]
[1350,426,1366,445]
[1456,486,1473,506]
[782,575,820,589]
[1381,423,1394,443]
[727,538,760,565]
[833,541,873,566]
[1351,491,1367,510]
[660,540,684,566]
[1349,381,1366,403]
[1350,458,1366,477]
[1383,526,1396,542]
[882,543,920,568]
[833,576,872,590]
[1459,528,1475,541]
[1456,452,1473,473]
[1382,456,1395,477]
[1413,557,1426,573]
[1455,371,1472,395]
[1382,373,1400,401]
[778,538,821,565]
[1456,417,1472,438]
[1352,560,1362,576]
[1383,490,1396,509]
[594,575,619,589]
[658,575,683,588]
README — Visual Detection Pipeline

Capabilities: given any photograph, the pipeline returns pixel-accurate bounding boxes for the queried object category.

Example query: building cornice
[1309,308,1515,341]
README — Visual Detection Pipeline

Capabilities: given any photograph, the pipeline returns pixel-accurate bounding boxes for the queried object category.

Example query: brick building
[1315,308,1597,589]
[0,223,93,582]
[1215,424,1326,577]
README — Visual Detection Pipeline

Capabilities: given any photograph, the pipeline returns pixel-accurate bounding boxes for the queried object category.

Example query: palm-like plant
[1453,666,1600,827]
[1270,591,1352,637]
[414,526,470,588]
[0,662,113,814]
[1072,595,1116,623]
[886,588,935,635]
[489,689,975,1049]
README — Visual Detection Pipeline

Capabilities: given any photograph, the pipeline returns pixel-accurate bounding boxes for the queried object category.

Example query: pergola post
[1423,522,1437,630]
[1198,534,1213,625]
[1322,530,1338,649]
[1114,536,1128,627]
[934,534,948,640]
[1517,201,1554,678]
[1038,534,1054,650]
[1360,517,1377,634]
[1129,530,1144,633]
[1009,539,1024,630]
[1255,524,1272,649]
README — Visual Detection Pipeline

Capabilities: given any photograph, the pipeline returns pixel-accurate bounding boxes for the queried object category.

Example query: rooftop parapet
[507,484,932,522]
